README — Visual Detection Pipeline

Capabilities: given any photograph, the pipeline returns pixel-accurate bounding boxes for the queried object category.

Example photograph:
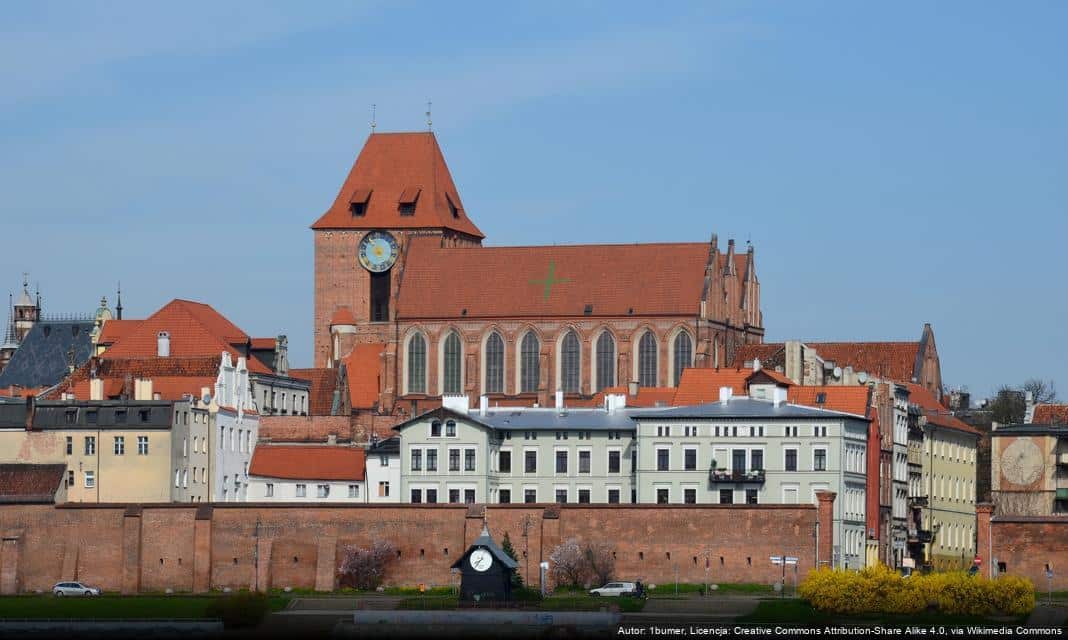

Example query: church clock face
[1001,439,1043,486]
[469,548,493,572]
[358,231,399,273]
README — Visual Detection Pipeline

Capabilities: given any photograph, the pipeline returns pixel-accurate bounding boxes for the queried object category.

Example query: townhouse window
[785,449,798,472]
[684,488,697,504]
[348,484,359,498]
[758,426,764,437]
[578,450,591,474]
[715,426,720,437]
[814,448,827,472]
[555,431,568,440]
[608,451,621,474]
[139,409,150,423]
[449,449,460,471]
[426,488,437,503]
[464,489,475,504]
[411,449,422,471]
[656,488,669,504]
[751,450,763,471]
[732,449,746,472]
[431,420,442,437]
[84,471,95,488]
[66,436,72,455]
[631,488,637,503]
[317,484,330,498]
[114,436,125,455]
[87,410,98,424]
[732,426,738,437]
[265,483,274,498]
[295,484,306,498]
[84,437,96,455]
[65,410,76,425]
[445,420,456,437]
[427,449,438,471]
[556,451,568,474]
[555,489,568,504]
[749,427,755,437]
[719,489,733,505]
[67,470,74,487]
[182,470,188,487]
[497,489,512,503]
[449,489,460,504]
[138,436,149,455]
[525,451,537,473]
[411,489,422,504]
[657,449,669,471]
[746,489,758,504]
[578,489,591,504]
[607,488,620,504]
[684,449,697,471]
[464,448,476,472]
[631,448,637,472]
[499,450,511,473]
[524,489,537,503]
[378,482,389,497]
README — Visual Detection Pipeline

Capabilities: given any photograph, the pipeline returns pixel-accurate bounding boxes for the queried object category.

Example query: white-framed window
[182,469,188,488]
[317,484,330,498]
[138,436,149,455]
[84,470,95,488]
[348,484,359,498]
[656,447,670,471]
[683,446,698,471]
[378,481,390,497]
[175,469,181,488]
[114,436,125,455]
[606,447,622,474]
[295,484,307,498]
[182,438,187,457]
[812,446,828,472]
[265,483,274,498]
[782,484,799,504]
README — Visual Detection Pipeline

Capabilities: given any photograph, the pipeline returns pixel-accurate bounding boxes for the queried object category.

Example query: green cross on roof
[529,260,570,301]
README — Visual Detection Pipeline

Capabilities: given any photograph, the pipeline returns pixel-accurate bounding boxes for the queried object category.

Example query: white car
[589,582,637,597]
[53,582,101,597]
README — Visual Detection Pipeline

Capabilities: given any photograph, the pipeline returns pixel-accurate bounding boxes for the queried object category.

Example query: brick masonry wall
[989,517,1068,590]
[259,416,355,443]
[0,502,830,594]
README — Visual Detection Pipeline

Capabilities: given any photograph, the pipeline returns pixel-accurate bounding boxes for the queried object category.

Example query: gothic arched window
[407,333,426,394]
[560,330,580,394]
[638,331,658,388]
[673,331,693,387]
[595,331,616,391]
[442,332,462,394]
[520,331,540,394]
[484,332,504,394]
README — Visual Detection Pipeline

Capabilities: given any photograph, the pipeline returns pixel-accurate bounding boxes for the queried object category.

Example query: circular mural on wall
[1000,438,1044,486]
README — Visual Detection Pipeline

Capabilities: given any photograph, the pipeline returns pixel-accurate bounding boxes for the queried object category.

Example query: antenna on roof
[426,99,432,131]
[370,104,376,133]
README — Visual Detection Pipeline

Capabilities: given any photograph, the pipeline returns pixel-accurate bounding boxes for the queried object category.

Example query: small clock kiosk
[451,524,519,603]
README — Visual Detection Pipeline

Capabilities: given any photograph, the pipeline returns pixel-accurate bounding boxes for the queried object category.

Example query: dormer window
[349,189,371,217]
[446,192,461,219]
[398,187,421,216]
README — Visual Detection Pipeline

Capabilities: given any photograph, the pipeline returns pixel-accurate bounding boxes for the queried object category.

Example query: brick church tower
[311,132,484,368]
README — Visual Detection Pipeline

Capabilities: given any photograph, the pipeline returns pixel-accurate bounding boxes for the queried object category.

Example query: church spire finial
[370,104,376,133]
[426,100,432,131]
[116,282,123,320]
[2,293,16,348]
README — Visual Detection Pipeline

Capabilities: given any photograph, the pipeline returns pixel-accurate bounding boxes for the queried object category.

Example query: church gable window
[443,332,462,394]
[485,332,504,394]
[407,333,427,394]
[520,331,540,394]
[673,331,693,387]
[560,330,580,394]
[349,189,371,217]
[596,331,616,392]
[638,331,658,387]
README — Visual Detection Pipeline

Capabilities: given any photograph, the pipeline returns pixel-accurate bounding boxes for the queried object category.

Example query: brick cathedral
[312,132,764,425]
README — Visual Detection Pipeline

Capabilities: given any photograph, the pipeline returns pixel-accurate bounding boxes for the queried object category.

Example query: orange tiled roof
[673,368,757,405]
[248,445,365,481]
[788,386,871,417]
[733,343,784,365]
[593,386,677,408]
[288,368,338,415]
[47,356,221,400]
[397,237,726,319]
[906,383,979,435]
[97,319,143,345]
[1032,404,1068,425]
[330,307,357,326]
[752,368,793,386]
[250,337,276,350]
[311,132,484,238]
[343,343,384,409]
[734,341,922,384]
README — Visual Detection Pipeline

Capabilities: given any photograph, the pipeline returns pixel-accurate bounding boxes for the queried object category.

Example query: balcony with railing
[708,468,766,483]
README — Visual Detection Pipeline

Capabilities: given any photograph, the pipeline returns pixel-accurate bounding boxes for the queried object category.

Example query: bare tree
[1023,378,1058,404]
[338,540,395,590]
[584,541,616,586]
[549,538,589,588]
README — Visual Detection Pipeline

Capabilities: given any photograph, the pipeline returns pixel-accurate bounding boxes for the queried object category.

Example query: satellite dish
[833,366,842,379]
[858,372,869,383]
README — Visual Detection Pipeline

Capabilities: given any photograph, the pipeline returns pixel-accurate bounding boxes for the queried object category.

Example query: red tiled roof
[311,132,484,238]
[0,464,67,503]
[672,368,756,405]
[593,386,677,408]
[733,343,784,366]
[289,368,338,415]
[0,385,46,398]
[398,237,719,319]
[1032,404,1068,425]
[751,368,793,386]
[788,386,871,417]
[343,344,384,409]
[906,383,979,435]
[734,341,923,384]
[97,319,142,345]
[47,356,221,400]
[248,445,365,481]
[330,307,357,326]
[250,337,276,350]
[102,300,268,374]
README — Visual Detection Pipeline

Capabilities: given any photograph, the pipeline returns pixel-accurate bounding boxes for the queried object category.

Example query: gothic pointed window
[560,330,580,394]
[443,332,462,394]
[520,331,540,394]
[673,331,693,386]
[595,331,616,392]
[407,333,426,394]
[485,332,504,394]
[638,331,658,387]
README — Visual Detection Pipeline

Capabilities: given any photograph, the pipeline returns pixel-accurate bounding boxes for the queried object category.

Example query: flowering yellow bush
[798,565,1034,616]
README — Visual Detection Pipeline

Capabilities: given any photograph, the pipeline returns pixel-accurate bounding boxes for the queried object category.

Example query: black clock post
[451,524,519,603]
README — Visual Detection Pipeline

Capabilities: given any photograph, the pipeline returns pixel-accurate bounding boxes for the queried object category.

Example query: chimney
[555,390,564,410]
[157,331,170,357]
[719,387,733,405]
[90,378,103,401]
[327,434,337,445]
[772,386,787,407]
[628,380,640,397]
[479,395,488,416]
[134,378,153,401]
[752,358,761,373]
[24,395,35,431]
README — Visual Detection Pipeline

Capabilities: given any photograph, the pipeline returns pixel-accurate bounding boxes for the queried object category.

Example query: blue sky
[1,1,1065,400]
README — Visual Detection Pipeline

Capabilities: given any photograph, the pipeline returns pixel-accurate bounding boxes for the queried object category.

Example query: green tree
[500,531,523,588]
[988,386,1026,424]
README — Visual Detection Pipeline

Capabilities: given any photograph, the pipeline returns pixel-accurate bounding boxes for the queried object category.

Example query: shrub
[549,539,590,588]
[206,592,271,629]
[338,540,395,590]
[501,532,524,589]
[584,541,616,586]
